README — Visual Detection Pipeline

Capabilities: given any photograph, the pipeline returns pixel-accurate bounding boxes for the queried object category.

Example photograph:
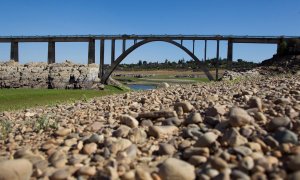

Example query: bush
[277,41,288,56]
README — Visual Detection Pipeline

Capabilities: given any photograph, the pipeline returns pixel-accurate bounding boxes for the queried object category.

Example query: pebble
[253,112,267,124]
[50,169,69,180]
[288,154,300,171]
[222,128,248,147]
[174,101,194,113]
[185,112,202,124]
[240,156,254,170]
[210,157,228,170]
[148,125,179,138]
[248,97,263,111]
[88,133,103,143]
[83,143,97,155]
[289,171,300,180]
[195,132,218,147]
[120,115,139,128]
[205,104,226,116]
[158,143,176,155]
[274,128,298,144]
[90,121,103,132]
[229,107,253,127]
[128,128,147,144]
[158,158,195,180]
[188,155,207,166]
[55,128,71,137]
[110,138,132,154]
[268,116,291,131]
[77,166,96,176]
[0,159,33,180]
[113,125,131,138]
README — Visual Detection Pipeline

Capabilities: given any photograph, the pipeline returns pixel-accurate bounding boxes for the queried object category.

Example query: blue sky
[0,0,299,64]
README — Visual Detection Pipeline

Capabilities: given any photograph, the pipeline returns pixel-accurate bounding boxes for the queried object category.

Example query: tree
[142,60,147,65]
[138,60,142,66]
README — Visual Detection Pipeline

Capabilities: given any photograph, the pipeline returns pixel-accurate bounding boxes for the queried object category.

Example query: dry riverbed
[0,74,300,179]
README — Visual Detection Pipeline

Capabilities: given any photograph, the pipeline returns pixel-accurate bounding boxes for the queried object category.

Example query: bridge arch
[100,39,214,84]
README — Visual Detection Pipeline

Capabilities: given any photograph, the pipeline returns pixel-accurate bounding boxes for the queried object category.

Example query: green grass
[0,85,127,111]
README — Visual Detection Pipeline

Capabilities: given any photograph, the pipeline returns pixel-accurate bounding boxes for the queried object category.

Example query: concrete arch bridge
[1,35,299,84]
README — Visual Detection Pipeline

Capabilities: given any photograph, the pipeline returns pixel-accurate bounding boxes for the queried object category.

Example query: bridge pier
[48,41,55,64]
[204,40,207,61]
[99,39,105,78]
[216,40,220,80]
[111,39,115,64]
[10,41,19,62]
[88,39,95,64]
[192,40,195,54]
[122,39,126,53]
[227,40,233,69]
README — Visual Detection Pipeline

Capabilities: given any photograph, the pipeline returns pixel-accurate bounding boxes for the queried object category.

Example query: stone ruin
[0,60,104,89]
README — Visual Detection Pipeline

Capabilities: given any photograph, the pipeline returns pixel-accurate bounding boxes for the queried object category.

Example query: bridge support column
[99,39,105,78]
[204,40,207,61]
[88,39,95,64]
[216,40,220,81]
[192,40,195,54]
[122,39,126,53]
[227,40,233,70]
[10,41,19,62]
[111,39,115,64]
[134,39,137,44]
[48,41,55,64]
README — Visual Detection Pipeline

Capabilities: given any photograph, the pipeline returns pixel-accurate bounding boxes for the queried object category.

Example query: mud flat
[0,73,300,179]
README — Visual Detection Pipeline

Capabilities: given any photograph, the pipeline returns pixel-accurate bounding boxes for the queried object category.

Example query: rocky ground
[0,73,300,180]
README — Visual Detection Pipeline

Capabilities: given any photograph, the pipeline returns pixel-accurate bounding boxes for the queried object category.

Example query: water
[128,84,156,90]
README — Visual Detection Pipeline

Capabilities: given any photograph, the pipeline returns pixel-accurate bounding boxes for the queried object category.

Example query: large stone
[288,154,300,171]
[274,128,298,144]
[248,97,263,111]
[148,125,179,138]
[158,158,195,180]
[205,105,227,116]
[185,112,202,124]
[195,132,218,147]
[229,107,253,127]
[222,128,248,147]
[110,138,132,154]
[55,128,71,137]
[120,115,139,128]
[268,116,291,131]
[83,143,97,155]
[0,159,33,180]
[174,101,194,113]
[128,128,147,144]
[158,143,176,155]
[50,169,70,180]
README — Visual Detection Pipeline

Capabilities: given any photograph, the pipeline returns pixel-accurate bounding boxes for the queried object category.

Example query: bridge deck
[0,35,299,43]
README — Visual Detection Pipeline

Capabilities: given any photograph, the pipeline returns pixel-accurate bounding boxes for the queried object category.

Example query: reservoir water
[128,84,156,90]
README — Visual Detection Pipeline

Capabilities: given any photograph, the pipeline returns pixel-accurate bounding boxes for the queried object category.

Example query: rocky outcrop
[261,55,300,72]
[0,60,102,89]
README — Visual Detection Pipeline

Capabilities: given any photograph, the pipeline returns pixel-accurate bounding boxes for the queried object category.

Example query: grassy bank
[0,86,127,111]
[113,70,222,84]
